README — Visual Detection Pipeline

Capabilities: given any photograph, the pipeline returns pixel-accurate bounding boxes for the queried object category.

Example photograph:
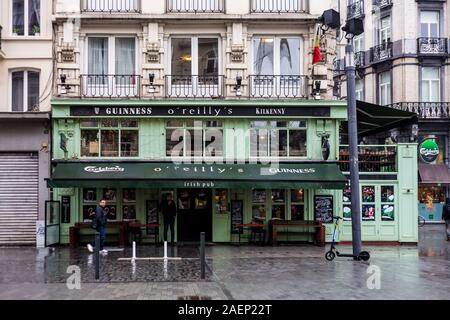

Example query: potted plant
[32,25,40,36]
[12,28,21,36]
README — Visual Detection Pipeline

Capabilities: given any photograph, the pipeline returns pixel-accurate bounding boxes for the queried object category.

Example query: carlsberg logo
[420,139,439,163]
[84,166,125,173]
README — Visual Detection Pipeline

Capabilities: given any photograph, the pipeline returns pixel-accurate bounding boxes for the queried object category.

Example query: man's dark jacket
[94,206,108,227]
[161,200,177,221]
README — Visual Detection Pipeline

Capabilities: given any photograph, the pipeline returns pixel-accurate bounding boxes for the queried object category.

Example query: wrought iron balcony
[417,38,448,56]
[80,75,141,98]
[347,0,364,20]
[166,0,225,13]
[81,0,141,13]
[339,145,397,173]
[333,58,345,77]
[249,75,308,99]
[370,42,393,64]
[250,0,309,13]
[388,102,450,119]
[165,75,225,98]
[372,0,393,10]
[355,51,365,68]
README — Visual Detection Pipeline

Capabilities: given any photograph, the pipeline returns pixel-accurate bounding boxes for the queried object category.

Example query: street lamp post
[345,42,362,258]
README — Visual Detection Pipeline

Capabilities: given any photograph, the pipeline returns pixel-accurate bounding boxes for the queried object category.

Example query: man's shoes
[100,249,108,254]
[87,244,93,253]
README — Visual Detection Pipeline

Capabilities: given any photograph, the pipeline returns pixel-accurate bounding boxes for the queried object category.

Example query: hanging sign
[419,138,439,164]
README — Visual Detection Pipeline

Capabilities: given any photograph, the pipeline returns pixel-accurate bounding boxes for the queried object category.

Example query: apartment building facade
[334,0,447,223]
[43,0,418,246]
[0,0,52,246]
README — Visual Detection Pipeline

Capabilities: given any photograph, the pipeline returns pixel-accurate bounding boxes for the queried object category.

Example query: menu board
[314,195,334,223]
[146,200,159,235]
[231,200,243,235]
[61,196,71,224]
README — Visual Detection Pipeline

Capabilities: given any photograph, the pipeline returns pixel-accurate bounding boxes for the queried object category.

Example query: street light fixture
[148,73,155,93]
[320,9,365,259]
[235,76,242,97]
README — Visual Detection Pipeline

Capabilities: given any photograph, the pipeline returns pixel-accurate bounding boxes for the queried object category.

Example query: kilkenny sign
[70,105,331,118]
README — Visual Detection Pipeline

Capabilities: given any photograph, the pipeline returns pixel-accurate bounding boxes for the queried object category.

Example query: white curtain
[115,38,136,75]
[88,38,108,75]
[28,0,41,35]
[12,72,24,112]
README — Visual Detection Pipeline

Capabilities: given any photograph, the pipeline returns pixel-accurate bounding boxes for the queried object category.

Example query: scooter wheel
[358,251,370,262]
[325,251,336,261]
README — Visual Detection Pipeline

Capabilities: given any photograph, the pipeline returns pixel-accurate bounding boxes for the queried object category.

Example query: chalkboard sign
[146,200,159,235]
[61,196,71,224]
[230,200,243,235]
[314,195,334,223]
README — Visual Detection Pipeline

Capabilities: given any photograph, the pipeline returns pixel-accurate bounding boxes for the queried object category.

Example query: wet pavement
[0,224,449,300]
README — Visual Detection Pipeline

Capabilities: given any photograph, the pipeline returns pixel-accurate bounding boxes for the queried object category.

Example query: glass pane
[123,189,136,202]
[28,0,40,36]
[123,205,136,220]
[431,80,440,102]
[362,186,375,203]
[198,38,219,76]
[381,186,395,203]
[291,205,304,221]
[121,120,138,128]
[81,130,99,157]
[289,130,307,157]
[253,38,274,75]
[166,120,183,128]
[420,11,439,24]
[252,189,266,203]
[27,71,39,111]
[115,38,136,75]
[362,205,376,221]
[250,129,268,157]
[289,121,307,128]
[121,130,139,157]
[12,71,24,112]
[270,130,288,157]
[101,120,119,127]
[343,205,352,221]
[172,38,192,77]
[214,189,228,214]
[186,129,203,156]
[205,128,223,157]
[88,38,108,75]
[251,121,268,128]
[205,120,223,127]
[101,130,119,157]
[271,190,285,203]
[269,121,287,128]
[103,188,117,202]
[80,120,99,128]
[83,188,97,202]
[343,185,352,203]
[252,205,266,219]
[12,0,25,35]
[166,128,184,157]
[291,189,304,203]
[272,205,285,219]
[382,205,395,221]
[422,67,439,80]
[280,38,300,75]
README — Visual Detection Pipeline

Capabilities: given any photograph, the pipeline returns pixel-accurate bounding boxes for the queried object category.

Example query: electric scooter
[325,217,370,262]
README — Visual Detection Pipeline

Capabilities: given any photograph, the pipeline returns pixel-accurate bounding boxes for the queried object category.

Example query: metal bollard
[94,233,100,280]
[132,241,136,262]
[164,241,168,261]
[200,232,205,279]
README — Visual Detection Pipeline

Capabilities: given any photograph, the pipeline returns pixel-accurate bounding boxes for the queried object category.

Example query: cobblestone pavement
[0,224,449,300]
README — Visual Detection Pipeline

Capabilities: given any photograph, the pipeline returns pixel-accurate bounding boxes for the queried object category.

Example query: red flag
[312,27,322,64]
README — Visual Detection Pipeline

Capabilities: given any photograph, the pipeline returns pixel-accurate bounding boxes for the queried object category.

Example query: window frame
[249,120,308,160]
[378,71,392,106]
[420,66,441,103]
[420,10,440,38]
[80,120,140,158]
[251,36,304,76]
[9,69,40,112]
[168,36,222,76]
[84,35,138,76]
[11,0,41,37]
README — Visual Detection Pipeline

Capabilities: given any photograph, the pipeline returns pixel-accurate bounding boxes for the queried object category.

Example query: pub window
[165,120,223,158]
[122,189,137,221]
[252,189,267,220]
[80,120,139,158]
[291,189,305,221]
[271,189,286,220]
[381,186,395,221]
[250,121,307,158]
[361,185,376,221]
[12,0,40,36]
[343,184,352,221]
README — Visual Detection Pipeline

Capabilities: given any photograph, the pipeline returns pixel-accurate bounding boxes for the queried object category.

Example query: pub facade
[46,0,419,246]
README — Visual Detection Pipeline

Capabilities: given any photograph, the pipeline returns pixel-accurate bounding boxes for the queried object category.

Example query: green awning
[47,162,348,190]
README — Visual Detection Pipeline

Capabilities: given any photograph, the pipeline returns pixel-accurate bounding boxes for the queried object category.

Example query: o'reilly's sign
[419,138,439,164]
[70,105,330,118]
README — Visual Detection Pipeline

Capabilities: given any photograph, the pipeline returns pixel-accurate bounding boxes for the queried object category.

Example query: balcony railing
[249,75,308,99]
[372,0,392,10]
[250,0,308,13]
[370,42,393,64]
[388,102,450,119]
[166,0,225,13]
[165,75,225,98]
[339,145,397,173]
[81,0,141,13]
[417,37,448,56]
[80,75,141,98]
[355,51,365,68]
[347,0,364,20]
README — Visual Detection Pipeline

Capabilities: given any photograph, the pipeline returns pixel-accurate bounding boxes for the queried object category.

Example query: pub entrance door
[177,189,212,242]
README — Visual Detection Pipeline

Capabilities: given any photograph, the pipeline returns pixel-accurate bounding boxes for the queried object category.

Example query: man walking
[161,193,177,245]
[87,199,108,254]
